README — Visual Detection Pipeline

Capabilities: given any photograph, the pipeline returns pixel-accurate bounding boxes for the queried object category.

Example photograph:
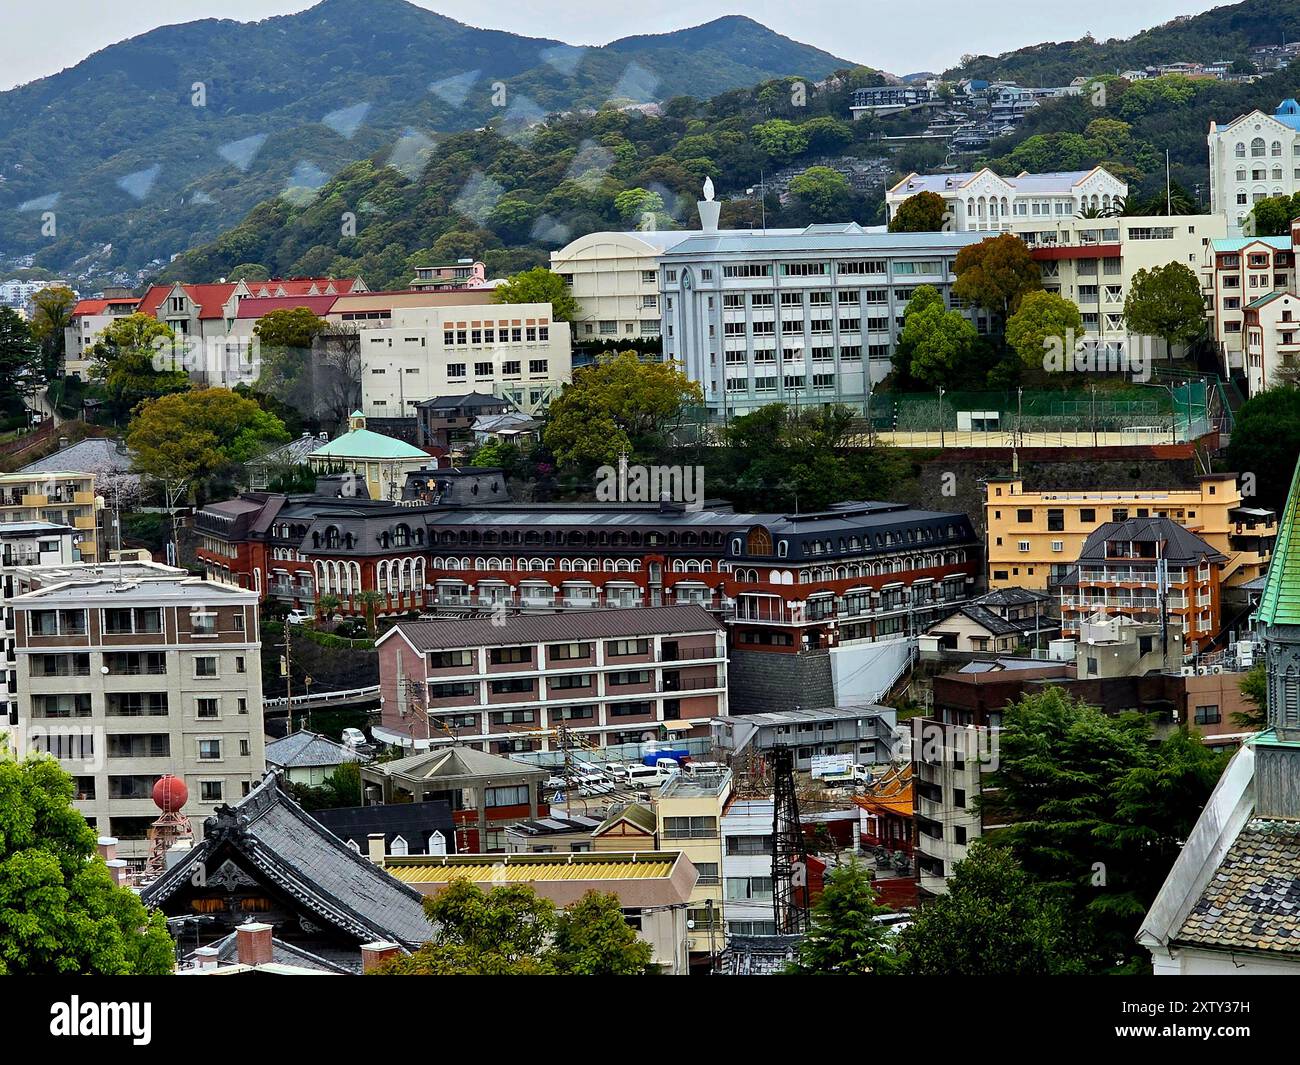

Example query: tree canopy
[1122,262,1206,351]
[952,234,1041,324]
[0,755,174,974]
[372,879,652,975]
[1006,289,1084,370]
[492,267,579,323]
[1227,388,1300,513]
[88,313,191,421]
[0,308,42,417]
[888,190,947,233]
[786,859,898,974]
[127,387,290,506]
[543,351,702,468]
[985,687,1226,972]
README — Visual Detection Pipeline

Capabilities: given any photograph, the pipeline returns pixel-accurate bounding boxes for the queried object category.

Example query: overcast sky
[2,0,1227,92]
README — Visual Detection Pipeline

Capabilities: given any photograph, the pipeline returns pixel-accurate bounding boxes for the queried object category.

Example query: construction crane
[771,745,810,935]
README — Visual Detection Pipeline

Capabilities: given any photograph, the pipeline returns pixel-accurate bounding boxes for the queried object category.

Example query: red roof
[70,297,140,317]
[242,277,362,298]
[185,283,240,319]
[235,294,339,319]
[135,285,172,318]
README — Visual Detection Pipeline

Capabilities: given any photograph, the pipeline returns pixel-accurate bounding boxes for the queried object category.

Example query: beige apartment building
[550,230,694,341]
[1012,213,1226,358]
[0,471,99,560]
[353,300,572,417]
[10,571,266,866]
[655,766,732,964]
[985,475,1275,591]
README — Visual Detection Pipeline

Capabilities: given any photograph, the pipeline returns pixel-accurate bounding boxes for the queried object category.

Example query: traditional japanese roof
[264,729,362,770]
[186,930,351,974]
[1258,457,1300,627]
[382,603,722,652]
[973,586,1049,607]
[714,935,803,975]
[1174,818,1300,953]
[853,763,914,819]
[17,437,136,476]
[141,773,433,952]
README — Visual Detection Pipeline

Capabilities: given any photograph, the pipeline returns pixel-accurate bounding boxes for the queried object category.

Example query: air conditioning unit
[1180,666,1196,677]
[1196,666,1210,676]
[1210,665,1223,675]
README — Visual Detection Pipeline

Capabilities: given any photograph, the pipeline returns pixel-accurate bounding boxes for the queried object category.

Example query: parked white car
[285,608,311,625]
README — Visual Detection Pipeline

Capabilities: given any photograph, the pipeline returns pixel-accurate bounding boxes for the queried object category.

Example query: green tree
[28,284,77,383]
[127,387,289,519]
[375,879,555,975]
[88,313,190,420]
[316,592,342,619]
[1122,263,1206,353]
[1232,662,1267,729]
[787,859,898,974]
[717,403,910,512]
[0,308,42,415]
[1247,195,1293,237]
[1006,290,1084,370]
[0,755,174,974]
[543,351,702,468]
[1228,388,1300,512]
[987,687,1226,972]
[788,166,854,222]
[888,190,947,233]
[551,890,654,975]
[355,590,384,638]
[613,188,666,227]
[953,234,1040,327]
[492,267,578,322]
[898,286,977,388]
[751,119,809,163]
[898,843,1085,975]
[254,307,328,350]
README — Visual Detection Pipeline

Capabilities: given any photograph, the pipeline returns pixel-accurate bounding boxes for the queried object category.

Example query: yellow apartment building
[0,471,99,561]
[984,475,1274,591]
[655,767,732,966]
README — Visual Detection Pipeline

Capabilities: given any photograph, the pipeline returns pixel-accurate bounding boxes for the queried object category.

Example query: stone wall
[728,648,834,715]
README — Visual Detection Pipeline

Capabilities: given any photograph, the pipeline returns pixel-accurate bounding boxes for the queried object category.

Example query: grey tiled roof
[387,603,722,651]
[18,437,136,475]
[1176,819,1300,953]
[1076,517,1227,566]
[265,729,362,769]
[142,773,432,949]
[193,931,352,973]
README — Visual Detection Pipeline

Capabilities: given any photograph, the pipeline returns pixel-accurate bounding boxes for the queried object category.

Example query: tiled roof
[235,294,339,318]
[594,803,657,837]
[193,930,352,974]
[365,744,548,784]
[386,603,722,651]
[1211,236,1292,253]
[264,729,362,769]
[1076,516,1226,565]
[1176,818,1300,952]
[17,437,136,476]
[1258,457,1300,626]
[141,773,432,949]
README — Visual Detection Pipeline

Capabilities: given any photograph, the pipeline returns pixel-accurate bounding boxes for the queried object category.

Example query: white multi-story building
[356,301,571,417]
[659,223,986,417]
[1208,98,1300,233]
[719,799,777,939]
[1012,213,1226,357]
[885,167,1128,232]
[9,568,266,865]
[0,277,71,311]
[1,522,75,740]
[551,230,694,342]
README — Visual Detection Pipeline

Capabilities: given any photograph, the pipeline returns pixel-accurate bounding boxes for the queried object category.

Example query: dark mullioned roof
[1076,516,1226,566]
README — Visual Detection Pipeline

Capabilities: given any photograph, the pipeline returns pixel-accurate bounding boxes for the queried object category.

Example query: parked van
[683,760,727,777]
[623,764,673,788]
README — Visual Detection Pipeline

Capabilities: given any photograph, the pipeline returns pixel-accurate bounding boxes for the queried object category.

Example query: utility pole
[938,386,946,448]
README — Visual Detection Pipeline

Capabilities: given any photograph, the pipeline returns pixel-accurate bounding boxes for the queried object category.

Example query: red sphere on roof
[152,775,188,812]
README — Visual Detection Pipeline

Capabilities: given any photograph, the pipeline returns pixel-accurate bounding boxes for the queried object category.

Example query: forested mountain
[950,0,1300,85]
[0,0,852,281]
[165,73,891,288]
